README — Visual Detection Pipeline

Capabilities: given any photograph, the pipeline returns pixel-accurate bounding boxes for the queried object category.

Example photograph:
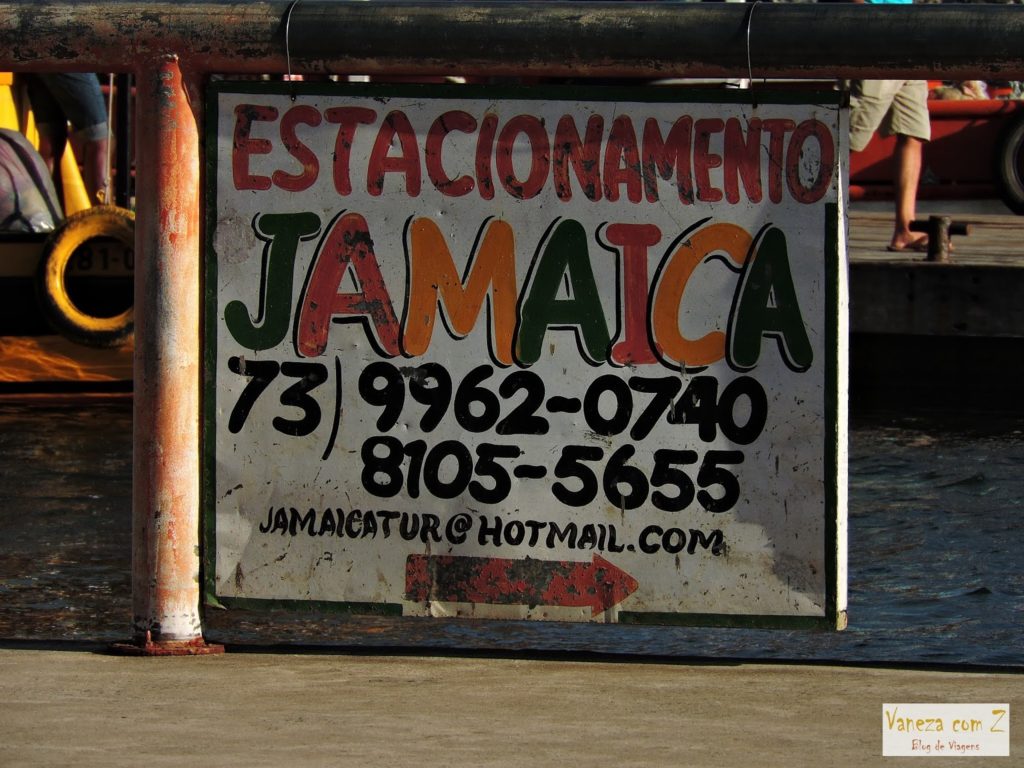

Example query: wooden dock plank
[847,209,1024,340]
[849,210,1024,266]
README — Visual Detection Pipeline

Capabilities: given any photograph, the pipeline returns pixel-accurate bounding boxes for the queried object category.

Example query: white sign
[204,83,848,627]
[883,704,1010,757]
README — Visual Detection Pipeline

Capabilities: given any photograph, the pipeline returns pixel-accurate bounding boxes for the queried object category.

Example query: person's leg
[891,134,925,251]
[21,74,66,174]
[887,80,931,251]
[77,134,110,203]
[848,80,899,153]
[38,74,109,202]
[33,128,61,173]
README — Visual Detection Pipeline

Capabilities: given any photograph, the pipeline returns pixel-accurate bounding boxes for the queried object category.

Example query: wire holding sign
[204,83,848,629]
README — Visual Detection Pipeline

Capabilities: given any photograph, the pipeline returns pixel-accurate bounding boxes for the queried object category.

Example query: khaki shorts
[848,80,930,152]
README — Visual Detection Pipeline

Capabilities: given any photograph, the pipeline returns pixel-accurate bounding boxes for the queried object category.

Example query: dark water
[1,398,1021,667]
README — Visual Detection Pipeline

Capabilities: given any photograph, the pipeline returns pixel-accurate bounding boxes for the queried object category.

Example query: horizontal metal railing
[0,2,1022,80]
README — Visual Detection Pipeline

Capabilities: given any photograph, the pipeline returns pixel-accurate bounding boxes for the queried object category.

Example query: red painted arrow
[405,554,638,614]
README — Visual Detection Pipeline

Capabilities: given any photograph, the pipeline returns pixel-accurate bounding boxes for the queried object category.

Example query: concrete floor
[0,645,1020,767]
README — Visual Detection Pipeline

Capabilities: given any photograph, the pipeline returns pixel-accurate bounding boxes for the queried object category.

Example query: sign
[882,704,1010,757]
[203,82,848,628]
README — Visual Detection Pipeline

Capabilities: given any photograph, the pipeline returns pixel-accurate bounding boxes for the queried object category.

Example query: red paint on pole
[125,57,222,654]
[405,554,639,614]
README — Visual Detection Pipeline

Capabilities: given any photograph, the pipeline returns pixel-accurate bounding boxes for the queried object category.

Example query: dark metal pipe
[0,2,1023,79]
[286,3,1024,80]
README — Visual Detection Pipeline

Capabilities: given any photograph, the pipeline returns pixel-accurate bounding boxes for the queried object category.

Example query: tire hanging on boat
[36,205,134,348]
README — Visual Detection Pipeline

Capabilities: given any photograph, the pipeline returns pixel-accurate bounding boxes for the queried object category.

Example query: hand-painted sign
[204,82,848,628]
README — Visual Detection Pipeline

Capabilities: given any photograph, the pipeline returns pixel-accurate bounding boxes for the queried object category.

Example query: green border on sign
[202,80,846,631]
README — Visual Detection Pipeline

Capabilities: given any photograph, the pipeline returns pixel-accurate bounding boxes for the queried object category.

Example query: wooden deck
[847,209,1024,409]
[847,209,1024,339]
[849,210,1024,267]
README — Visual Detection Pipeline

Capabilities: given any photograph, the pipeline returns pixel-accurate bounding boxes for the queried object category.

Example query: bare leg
[891,134,926,250]
[82,137,110,203]
[34,128,63,175]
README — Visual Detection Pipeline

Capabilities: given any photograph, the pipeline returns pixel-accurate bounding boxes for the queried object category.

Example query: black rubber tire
[36,205,135,348]
[996,112,1024,215]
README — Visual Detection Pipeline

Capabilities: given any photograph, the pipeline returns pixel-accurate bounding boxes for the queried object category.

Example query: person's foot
[887,233,928,252]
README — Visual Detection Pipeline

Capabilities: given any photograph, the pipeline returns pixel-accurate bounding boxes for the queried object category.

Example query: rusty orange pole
[119,56,222,655]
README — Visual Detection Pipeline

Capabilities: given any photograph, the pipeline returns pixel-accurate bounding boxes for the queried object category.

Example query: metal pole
[118,56,222,655]
[1,2,1024,80]
[284,2,1024,80]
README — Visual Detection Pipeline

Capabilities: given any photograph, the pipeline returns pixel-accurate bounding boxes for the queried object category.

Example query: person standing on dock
[20,73,110,205]
[847,0,931,252]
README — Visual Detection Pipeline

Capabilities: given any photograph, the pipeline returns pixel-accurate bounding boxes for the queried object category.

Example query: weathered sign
[204,82,848,628]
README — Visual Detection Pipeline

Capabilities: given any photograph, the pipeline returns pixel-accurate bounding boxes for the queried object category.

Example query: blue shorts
[24,73,108,142]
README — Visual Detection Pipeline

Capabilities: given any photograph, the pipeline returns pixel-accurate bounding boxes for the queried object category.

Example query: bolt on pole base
[109,631,225,657]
